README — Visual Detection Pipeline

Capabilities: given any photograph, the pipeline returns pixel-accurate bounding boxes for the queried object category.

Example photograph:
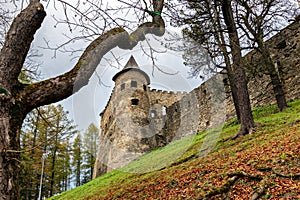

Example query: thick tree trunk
[214,13,241,123]
[0,100,26,200]
[226,67,241,123]
[233,66,255,136]
[0,1,46,199]
[221,0,255,138]
[258,40,288,111]
[218,37,241,123]
[270,72,287,111]
[0,0,165,199]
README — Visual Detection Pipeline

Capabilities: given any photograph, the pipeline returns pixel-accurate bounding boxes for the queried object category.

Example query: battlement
[94,20,300,178]
[148,88,189,106]
[149,88,188,95]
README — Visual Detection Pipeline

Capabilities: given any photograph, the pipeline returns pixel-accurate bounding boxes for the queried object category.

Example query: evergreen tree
[178,0,255,138]
[20,104,77,199]
[72,134,83,187]
[82,124,99,183]
[0,1,165,198]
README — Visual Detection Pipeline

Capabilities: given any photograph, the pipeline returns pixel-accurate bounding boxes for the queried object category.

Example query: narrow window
[131,98,139,105]
[162,106,167,116]
[121,83,125,90]
[143,85,147,91]
[187,101,191,107]
[151,110,157,118]
[223,78,228,85]
[131,81,137,88]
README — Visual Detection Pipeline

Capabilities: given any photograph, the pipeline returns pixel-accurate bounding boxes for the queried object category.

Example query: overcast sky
[5,1,202,131]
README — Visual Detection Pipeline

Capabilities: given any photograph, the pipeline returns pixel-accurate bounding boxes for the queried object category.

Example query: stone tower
[93,56,195,178]
[93,56,160,177]
[112,55,151,126]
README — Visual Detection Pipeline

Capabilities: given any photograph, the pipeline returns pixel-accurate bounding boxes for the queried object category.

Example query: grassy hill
[50,100,300,200]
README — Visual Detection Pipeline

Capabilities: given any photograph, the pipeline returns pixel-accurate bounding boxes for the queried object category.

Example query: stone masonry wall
[93,20,300,178]
[164,20,300,140]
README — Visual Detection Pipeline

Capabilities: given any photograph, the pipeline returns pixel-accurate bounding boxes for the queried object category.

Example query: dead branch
[21,0,165,112]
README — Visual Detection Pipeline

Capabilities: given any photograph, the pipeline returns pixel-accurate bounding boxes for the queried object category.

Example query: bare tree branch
[21,0,165,112]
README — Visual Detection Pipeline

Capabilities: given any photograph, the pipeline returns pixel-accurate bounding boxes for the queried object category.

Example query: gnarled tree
[0,0,165,199]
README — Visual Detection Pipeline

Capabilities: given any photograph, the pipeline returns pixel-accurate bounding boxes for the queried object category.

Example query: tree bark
[214,19,241,123]
[0,0,165,199]
[221,0,255,138]
[0,101,26,200]
[239,0,288,112]
[0,2,46,199]
[226,67,241,123]
[257,40,287,111]
[269,71,287,111]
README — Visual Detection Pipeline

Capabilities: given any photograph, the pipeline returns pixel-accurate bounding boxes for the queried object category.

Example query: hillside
[50,100,300,200]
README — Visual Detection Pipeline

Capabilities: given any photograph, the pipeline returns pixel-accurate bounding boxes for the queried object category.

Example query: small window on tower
[131,98,139,105]
[162,106,167,116]
[143,85,147,91]
[151,110,157,118]
[131,81,137,88]
[121,83,125,90]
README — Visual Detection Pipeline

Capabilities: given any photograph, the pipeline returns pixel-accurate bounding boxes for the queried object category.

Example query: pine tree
[20,104,77,199]
[72,134,83,187]
[82,124,99,183]
[0,1,165,198]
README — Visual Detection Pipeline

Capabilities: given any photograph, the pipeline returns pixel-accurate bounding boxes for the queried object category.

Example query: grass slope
[50,100,300,200]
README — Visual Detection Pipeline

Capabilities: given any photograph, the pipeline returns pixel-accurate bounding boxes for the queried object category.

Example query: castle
[93,20,300,178]
[92,55,201,177]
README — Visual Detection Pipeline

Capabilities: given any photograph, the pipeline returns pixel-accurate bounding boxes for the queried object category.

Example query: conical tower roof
[112,56,150,84]
[123,55,140,70]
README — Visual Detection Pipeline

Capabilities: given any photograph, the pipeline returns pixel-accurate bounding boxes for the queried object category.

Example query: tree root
[249,178,267,200]
[272,168,300,179]
[200,176,239,200]
[232,126,256,140]
[227,171,263,180]
[197,171,264,200]
[199,171,266,200]
[197,166,300,200]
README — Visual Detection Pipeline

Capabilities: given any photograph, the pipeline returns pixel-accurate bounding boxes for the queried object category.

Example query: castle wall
[246,21,300,105]
[94,20,300,178]
[159,22,300,152]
